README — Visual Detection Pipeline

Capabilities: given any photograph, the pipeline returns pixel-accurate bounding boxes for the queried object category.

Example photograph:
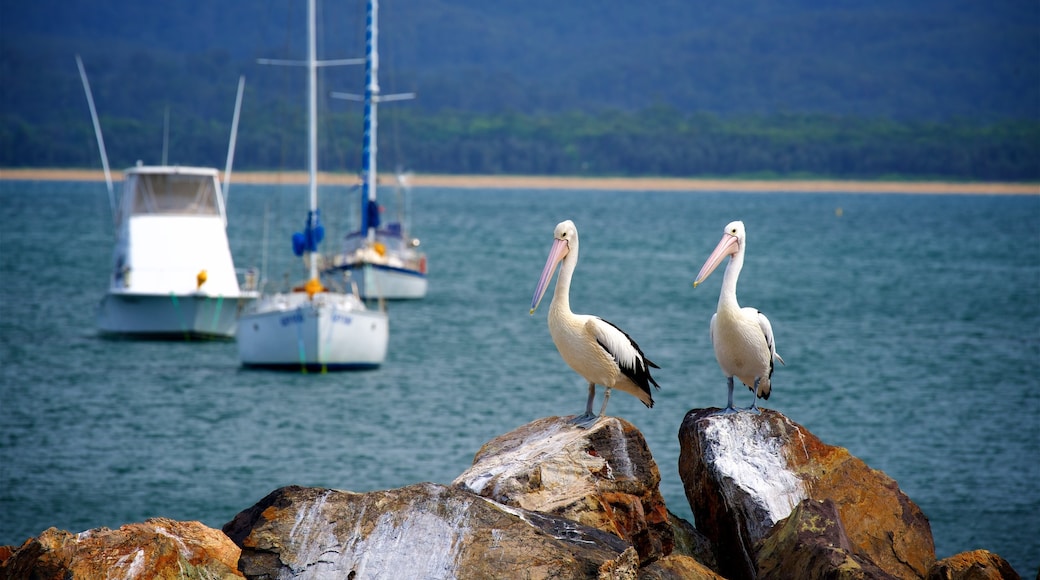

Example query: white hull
[236,291,388,370]
[348,263,428,300]
[98,291,255,339]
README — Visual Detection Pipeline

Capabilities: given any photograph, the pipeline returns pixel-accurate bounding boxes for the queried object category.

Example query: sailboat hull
[236,292,388,370]
[341,263,427,300]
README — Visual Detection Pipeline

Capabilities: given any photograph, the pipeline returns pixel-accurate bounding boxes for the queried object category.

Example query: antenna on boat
[75,55,115,217]
[222,75,246,205]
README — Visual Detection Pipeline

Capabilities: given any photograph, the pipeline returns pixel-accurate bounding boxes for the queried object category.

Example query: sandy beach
[0,168,1036,195]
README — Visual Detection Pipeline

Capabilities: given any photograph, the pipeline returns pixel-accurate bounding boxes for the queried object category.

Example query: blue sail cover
[292,210,325,256]
[364,198,381,232]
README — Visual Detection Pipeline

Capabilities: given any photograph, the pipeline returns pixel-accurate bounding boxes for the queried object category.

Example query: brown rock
[453,416,674,564]
[926,550,1021,580]
[756,498,898,579]
[638,554,728,580]
[0,517,243,579]
[679,408,936,580]
[223,482,670,579]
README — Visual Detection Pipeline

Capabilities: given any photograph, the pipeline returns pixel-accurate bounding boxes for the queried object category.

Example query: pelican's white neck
[550,243,577,316]
[718,245,744,311]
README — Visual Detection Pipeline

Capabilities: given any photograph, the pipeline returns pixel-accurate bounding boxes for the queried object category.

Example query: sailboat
[235,0,389,370]
[77,57,258,339]
[323,0,428,300]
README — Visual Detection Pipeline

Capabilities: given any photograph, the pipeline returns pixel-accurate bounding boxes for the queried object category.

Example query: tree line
[3,106,1037,182]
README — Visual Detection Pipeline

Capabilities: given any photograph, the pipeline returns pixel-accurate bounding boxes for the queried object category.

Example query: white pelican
[693,221,784,413]
[530,220,660,427]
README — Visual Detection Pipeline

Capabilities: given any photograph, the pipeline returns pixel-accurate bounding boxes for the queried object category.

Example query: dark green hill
[1,0,1037,178]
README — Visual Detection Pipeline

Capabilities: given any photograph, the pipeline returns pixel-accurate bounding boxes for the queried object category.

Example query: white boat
[235,0,388,371]
[323,0,428,300]
[77,57,256,339]
[98,166,258,338]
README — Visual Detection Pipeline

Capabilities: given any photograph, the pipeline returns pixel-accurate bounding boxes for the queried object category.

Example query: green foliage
[2,0,1037,180]
[5,102,1038,181]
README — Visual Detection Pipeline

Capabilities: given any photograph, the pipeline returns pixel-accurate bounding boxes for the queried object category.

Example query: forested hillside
[2,0,1037,179]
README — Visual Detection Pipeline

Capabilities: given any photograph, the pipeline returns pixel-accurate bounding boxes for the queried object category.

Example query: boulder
[223,482,689,579]
[0,517,243,579]
[926,550,1021,580]
[679,408,936,580]
[755,498,897,579]
[224,481,722,580]
[452,416,677,565]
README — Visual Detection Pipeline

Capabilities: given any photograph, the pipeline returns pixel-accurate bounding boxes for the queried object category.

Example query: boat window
[128,174,220,216]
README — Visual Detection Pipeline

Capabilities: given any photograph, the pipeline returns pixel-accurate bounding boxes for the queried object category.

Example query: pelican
[693,221,784,413]
[530,220,660,428]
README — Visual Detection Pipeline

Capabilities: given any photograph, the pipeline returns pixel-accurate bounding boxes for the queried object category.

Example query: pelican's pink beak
[530,238,569,314]
[693,233,739,287]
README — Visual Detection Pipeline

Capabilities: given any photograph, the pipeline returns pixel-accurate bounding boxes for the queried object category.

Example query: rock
[223,482,686,579]
[667,510,717,571]
[926,550,1021,580]
[0,517,243,579]
[452,416,675,565]
[679,408,935,580]
[756,498,898,579]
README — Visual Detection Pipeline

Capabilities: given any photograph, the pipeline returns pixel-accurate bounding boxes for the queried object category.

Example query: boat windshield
[126,173,220,217]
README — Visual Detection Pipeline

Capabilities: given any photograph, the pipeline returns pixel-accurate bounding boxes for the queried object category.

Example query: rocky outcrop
[4,410,1024,579]
[221,482,716,579]
[452,416,676,565]
[0,517,243,579]
[679,408,936,580]
[925,550,1021,580]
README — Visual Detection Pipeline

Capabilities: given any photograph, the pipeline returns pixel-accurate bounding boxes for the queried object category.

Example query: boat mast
[361,0,379,244]
[307,0,320,282]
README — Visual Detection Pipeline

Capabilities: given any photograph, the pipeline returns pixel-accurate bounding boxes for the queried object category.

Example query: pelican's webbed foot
[570,412,600,429]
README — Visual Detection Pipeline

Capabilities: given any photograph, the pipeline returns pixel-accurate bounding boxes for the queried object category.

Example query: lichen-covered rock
[756,498,897,579]
[667,510,717,571]
[925,550,1021,580]
[679,408,935,580]
[223,482,679,579]
[452,416,675,565]
[637,554,728,580]
[0,517,243,579]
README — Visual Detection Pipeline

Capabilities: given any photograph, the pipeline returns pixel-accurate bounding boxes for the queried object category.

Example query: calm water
[1,180,1038,575]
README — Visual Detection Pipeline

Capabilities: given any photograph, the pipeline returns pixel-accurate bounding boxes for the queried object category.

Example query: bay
[0,180,1037,575]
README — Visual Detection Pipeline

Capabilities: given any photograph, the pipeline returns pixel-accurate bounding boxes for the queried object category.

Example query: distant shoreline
[1,168,1037,195]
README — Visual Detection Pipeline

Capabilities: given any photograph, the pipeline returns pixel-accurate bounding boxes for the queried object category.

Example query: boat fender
[196,269,208,289]
[304,277,325,298]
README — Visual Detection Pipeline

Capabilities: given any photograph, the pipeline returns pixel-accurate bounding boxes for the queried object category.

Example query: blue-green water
[1,180,1038,575]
